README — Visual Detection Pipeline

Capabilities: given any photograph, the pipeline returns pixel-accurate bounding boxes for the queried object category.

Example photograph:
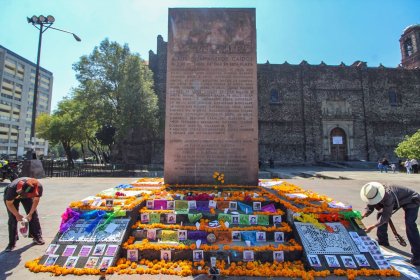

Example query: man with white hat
[360,182,420,266]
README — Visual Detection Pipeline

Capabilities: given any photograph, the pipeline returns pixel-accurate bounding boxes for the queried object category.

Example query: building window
[404,38,413,57]
[388,90,400,106]
[270,88,280,104]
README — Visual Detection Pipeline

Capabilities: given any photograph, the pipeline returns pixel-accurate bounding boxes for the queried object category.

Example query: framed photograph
[307,254,321,267]
[167,200,175,210]
[178,230,187,241]
[93,244,106,256]
[325,255,340,268]
[127,249,138,262]
[78,245,92,257]
[161,250,171,261]
[45,244,59,255]
[85,256,99,269]
[64,256,79,268]
[341,256,357,268]
[99,257,113,269]
[44,255,59,266]
[210,257,217,267]
[253,202,261,211]
[243,250,254,262]
[249,215,258,225]
[105,199,114,208]
[273,251,284,262]
[256,231,266,242]
[146,200,154,209]
[167,213,177,224]
[354,254,370,267]
[147,229,157,240]
[209,200,217,208]
[273,215,282,224]
[232,231,241,241]
[193,250,204,262]
[229,201,237,211]
[188,200,197,210]
[141,213,150,223]
[105,245,118,256]
[62,245,77,257]
[274,232,284,243]
[231,215,239,224]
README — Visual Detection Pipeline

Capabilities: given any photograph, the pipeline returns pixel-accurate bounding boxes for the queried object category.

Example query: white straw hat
[360,182,386,205]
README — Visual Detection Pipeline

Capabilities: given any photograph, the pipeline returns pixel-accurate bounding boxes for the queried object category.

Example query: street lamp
[27,15,81,159]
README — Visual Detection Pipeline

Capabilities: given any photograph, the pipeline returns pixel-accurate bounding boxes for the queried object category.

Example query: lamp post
[27,15,81,159]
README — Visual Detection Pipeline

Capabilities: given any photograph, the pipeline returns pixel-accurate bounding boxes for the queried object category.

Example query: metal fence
[41,160,163,178]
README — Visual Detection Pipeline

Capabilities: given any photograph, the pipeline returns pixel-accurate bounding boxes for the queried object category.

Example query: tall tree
[395,129,420,159]
[72,38,158,163]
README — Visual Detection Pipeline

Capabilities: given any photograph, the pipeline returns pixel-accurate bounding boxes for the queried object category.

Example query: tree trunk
[62,142,74,168]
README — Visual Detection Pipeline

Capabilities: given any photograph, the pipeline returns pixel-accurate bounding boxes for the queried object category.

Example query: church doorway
[330,127,347,161]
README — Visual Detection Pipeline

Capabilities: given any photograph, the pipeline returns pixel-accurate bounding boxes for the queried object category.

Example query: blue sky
[1,0,419,111]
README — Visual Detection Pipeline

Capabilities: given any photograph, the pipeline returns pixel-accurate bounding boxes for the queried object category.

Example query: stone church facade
[148,24,420,165]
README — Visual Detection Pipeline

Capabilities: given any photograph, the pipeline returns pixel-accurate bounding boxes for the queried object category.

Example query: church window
[270,88,280,104]
[388,90,399,106]
[404,38,413,57]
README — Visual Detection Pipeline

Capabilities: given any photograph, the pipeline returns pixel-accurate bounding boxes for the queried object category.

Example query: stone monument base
[22,159,45,178]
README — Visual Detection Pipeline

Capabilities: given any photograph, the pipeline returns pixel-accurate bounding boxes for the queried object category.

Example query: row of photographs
[127,249,285,263]
[141,213,282,225]
[44,255,113,269]
[145,228,285,242]
[45,244,118,258]
[146,200,265,211]
[307,254,371,268]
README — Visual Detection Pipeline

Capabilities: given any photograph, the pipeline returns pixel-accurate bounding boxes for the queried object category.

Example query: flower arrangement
[213,171,225,184]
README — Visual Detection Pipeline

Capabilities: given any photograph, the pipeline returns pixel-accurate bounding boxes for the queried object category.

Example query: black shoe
[5,244,15,252]
[33,236,45,245]
[411,258,420,266]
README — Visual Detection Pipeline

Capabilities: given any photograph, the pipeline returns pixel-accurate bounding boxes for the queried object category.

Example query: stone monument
[164,8,258,185]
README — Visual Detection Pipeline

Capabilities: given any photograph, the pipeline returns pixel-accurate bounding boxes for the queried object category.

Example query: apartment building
[0,45,52,158]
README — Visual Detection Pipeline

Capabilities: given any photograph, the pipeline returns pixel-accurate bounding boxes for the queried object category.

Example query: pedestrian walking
[411,159,418,174]
[405,159,412,174]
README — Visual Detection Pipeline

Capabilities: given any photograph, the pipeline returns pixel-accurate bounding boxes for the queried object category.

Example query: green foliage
[395,129,420,159]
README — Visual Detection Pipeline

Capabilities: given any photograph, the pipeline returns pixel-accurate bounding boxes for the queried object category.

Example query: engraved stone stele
[164,8,258,185]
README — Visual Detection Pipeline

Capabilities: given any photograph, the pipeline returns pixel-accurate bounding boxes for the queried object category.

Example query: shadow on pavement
[0,243,35,279]
[386,245,413,259]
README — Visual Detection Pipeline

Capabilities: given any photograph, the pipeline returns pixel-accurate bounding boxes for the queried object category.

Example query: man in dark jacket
[360,182,420,266]
[3,177,45,252]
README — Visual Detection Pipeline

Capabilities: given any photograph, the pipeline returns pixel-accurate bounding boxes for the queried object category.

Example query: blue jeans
[377,205,420,259]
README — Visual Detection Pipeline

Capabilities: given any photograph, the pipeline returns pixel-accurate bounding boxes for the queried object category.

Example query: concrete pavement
[0,169,419,279]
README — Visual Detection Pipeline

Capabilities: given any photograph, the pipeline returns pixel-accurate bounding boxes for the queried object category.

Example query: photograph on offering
[167,200,175,210]
[44,255,59,266]
[274,232,284,243]
[45,244,59,255]
[105,199,113,207]
[93,244,106,256]
[273,251,284,262]
[141,213,150,223]
[161,250,171,261]
[193,250,204,261]
[256,231,266,242]
[64,256,79,268]
[146,200,154,209]
[127,249,138,262]
[232,231,241,241]
[209,200,217,208]
[273,215,282,224]
[229,201,237,211]
[99,257,113,269]
[167,213,176,224]
[85,256,99,269]
[78,245,93,257]
[307,254,321,267]
[253,202,261,211]
[341,256,357,268]
[188,200,197,210]
[105,245,118,256]
[147,229,157,240]
[249,215,258,225]
[354,254,370,267]
[325,255,340,268]
[243,250,254,262]
[178,230,187,241]
[231,215,239,224]
[62,245,77,257]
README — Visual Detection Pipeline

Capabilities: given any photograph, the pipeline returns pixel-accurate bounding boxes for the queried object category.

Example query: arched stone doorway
[330,127,347,161]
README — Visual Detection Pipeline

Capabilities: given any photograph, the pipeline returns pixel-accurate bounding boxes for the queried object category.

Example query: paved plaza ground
[0,167,419,279]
